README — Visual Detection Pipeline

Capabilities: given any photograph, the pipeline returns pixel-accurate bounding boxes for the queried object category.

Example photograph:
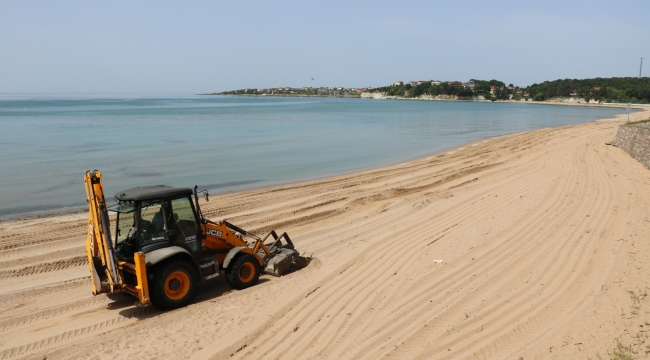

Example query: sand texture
[1,109,650,359]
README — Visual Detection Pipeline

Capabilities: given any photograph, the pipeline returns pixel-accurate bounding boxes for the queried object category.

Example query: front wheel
[226,254,261,290]
[150,259,198,310]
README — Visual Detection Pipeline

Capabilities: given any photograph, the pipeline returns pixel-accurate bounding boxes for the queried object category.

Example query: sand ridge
[0,109,649,359]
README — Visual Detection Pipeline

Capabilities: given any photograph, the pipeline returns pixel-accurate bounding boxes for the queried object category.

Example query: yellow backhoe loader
[84,170,308,310]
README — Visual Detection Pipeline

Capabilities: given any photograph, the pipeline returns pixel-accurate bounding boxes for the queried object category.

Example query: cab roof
[114,185,192,202]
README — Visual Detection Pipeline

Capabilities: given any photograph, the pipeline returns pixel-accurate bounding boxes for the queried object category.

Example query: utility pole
[640,58,643,78]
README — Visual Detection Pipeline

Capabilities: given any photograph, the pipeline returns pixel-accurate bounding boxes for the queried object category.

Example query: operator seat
[152,209,165,232]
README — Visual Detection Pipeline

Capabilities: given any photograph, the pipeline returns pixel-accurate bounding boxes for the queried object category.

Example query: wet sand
[1,108,649,359]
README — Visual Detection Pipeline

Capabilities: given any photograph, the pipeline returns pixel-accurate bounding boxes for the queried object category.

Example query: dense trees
[367,79,510,101]
[526,77,650,103]
[367,77,650,104]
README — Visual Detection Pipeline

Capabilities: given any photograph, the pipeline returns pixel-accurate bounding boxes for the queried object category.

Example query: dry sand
[1,108,650,360]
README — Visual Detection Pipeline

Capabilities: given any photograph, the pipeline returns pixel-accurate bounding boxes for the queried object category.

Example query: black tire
[149,258,198,310]
[224,273,235,287]
[225,253,261,290]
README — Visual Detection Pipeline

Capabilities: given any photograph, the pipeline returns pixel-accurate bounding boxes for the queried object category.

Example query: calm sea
[0,95,625,218]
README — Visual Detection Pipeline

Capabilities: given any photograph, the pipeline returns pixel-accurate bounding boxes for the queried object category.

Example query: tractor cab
[108,186,203,261]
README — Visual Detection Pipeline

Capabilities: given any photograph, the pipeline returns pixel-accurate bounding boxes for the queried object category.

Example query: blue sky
[1,1,648,94]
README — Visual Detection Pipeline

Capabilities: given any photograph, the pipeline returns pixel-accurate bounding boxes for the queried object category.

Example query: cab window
[170,197,200,252]
[117,209,136,244]
[139,201,169,245]
[109,201,136,244]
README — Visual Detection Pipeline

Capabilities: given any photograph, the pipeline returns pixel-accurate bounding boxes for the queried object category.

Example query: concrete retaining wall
[613,124,650,169]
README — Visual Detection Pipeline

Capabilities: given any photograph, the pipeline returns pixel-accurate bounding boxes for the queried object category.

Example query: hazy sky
[1,1,648,94]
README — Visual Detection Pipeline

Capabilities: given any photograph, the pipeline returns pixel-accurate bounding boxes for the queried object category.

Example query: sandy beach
[1,108,649,359]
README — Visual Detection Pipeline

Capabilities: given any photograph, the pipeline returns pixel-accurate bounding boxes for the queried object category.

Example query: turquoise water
[0,96,625,218]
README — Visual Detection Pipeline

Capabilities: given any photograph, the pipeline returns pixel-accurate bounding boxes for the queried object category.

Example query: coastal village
[213,79,524,100]
[212,85,367,97]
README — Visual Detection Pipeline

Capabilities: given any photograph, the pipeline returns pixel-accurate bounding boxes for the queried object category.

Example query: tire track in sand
[229,138,569,359]
[225,125,620,358]
[0,256,86,279]
[0,305,159,360]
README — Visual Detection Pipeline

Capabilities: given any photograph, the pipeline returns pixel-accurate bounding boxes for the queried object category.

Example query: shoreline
[2,106,647,225]
[208,93,650,109]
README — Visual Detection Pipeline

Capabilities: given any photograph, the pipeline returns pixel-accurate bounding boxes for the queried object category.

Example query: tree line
[367,77,650,103]
[527,77,650,103]
[367,79,510,101]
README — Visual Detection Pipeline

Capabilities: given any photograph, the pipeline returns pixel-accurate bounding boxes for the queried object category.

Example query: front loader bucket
[264,249,312,276]
[264,248,300,277]
[223,221,312,277]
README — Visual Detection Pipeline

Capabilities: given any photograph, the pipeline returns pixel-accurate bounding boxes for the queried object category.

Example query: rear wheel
[150,259,198,310]
[226,254,261,290]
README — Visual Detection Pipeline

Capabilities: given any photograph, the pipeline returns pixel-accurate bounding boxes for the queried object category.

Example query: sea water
[0,95,625,218]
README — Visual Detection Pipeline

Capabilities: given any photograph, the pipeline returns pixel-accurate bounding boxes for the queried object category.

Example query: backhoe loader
[84,170,308,310]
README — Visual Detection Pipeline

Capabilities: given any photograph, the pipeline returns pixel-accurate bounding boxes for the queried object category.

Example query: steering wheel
[116,230,136,252]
